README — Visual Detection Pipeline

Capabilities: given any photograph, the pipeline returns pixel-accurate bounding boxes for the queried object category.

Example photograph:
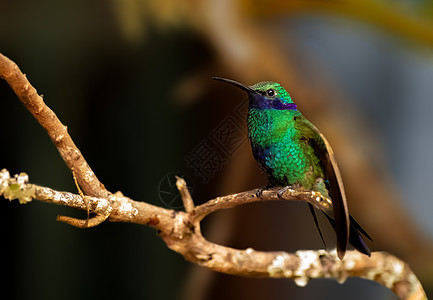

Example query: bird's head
[213,77,297,110]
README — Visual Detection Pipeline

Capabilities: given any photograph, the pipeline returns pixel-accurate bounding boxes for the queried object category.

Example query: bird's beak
[212,77,256,94]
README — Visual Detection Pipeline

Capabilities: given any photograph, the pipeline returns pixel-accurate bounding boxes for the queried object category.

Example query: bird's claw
[256,181,278,198]
[257,184,292,198]
[277,186,292,198]
[256,188,265,198]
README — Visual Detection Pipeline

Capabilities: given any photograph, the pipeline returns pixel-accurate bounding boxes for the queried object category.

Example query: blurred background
[2,0,433,299]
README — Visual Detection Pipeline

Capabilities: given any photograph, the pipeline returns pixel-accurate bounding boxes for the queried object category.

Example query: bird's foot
[256,187,265,198]
[256,183,276,198]
[277,185,296,198]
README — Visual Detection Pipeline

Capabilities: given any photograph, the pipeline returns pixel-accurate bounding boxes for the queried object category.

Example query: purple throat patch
[272,101,297,110]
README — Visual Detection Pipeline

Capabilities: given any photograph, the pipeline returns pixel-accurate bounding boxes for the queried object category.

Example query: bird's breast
[247,108,323,188]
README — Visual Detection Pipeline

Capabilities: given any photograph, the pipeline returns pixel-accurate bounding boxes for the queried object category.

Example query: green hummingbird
[213,77,372,259]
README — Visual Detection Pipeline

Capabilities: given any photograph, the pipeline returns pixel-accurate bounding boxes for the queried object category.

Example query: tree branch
[0,52,108,199]
[0,169,426,299]
[0,51,113,227]
[0,52,427,300]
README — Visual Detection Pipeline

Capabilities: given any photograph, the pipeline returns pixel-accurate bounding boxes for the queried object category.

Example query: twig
[0,52,427,300]
[176,176,195,212]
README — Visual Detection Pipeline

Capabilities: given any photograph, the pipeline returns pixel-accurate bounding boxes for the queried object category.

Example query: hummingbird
[213,77,372,259]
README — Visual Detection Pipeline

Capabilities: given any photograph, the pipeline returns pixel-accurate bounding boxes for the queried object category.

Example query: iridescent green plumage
[247,108,323,190]
[214,77,372,259]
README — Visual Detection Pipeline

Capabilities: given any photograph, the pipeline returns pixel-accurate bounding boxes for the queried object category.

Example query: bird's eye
[267,89,275,97]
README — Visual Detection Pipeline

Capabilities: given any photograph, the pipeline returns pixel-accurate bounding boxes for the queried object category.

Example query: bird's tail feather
[323,213,372,257]
[308,203,326,248]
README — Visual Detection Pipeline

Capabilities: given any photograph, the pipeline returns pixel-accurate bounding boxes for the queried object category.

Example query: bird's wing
[295,116,349,259]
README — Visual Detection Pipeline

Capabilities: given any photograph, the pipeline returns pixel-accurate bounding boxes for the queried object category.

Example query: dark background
[2,1,433,299]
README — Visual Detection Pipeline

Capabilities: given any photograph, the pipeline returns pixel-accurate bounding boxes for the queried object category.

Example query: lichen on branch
[0,169,35,204]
